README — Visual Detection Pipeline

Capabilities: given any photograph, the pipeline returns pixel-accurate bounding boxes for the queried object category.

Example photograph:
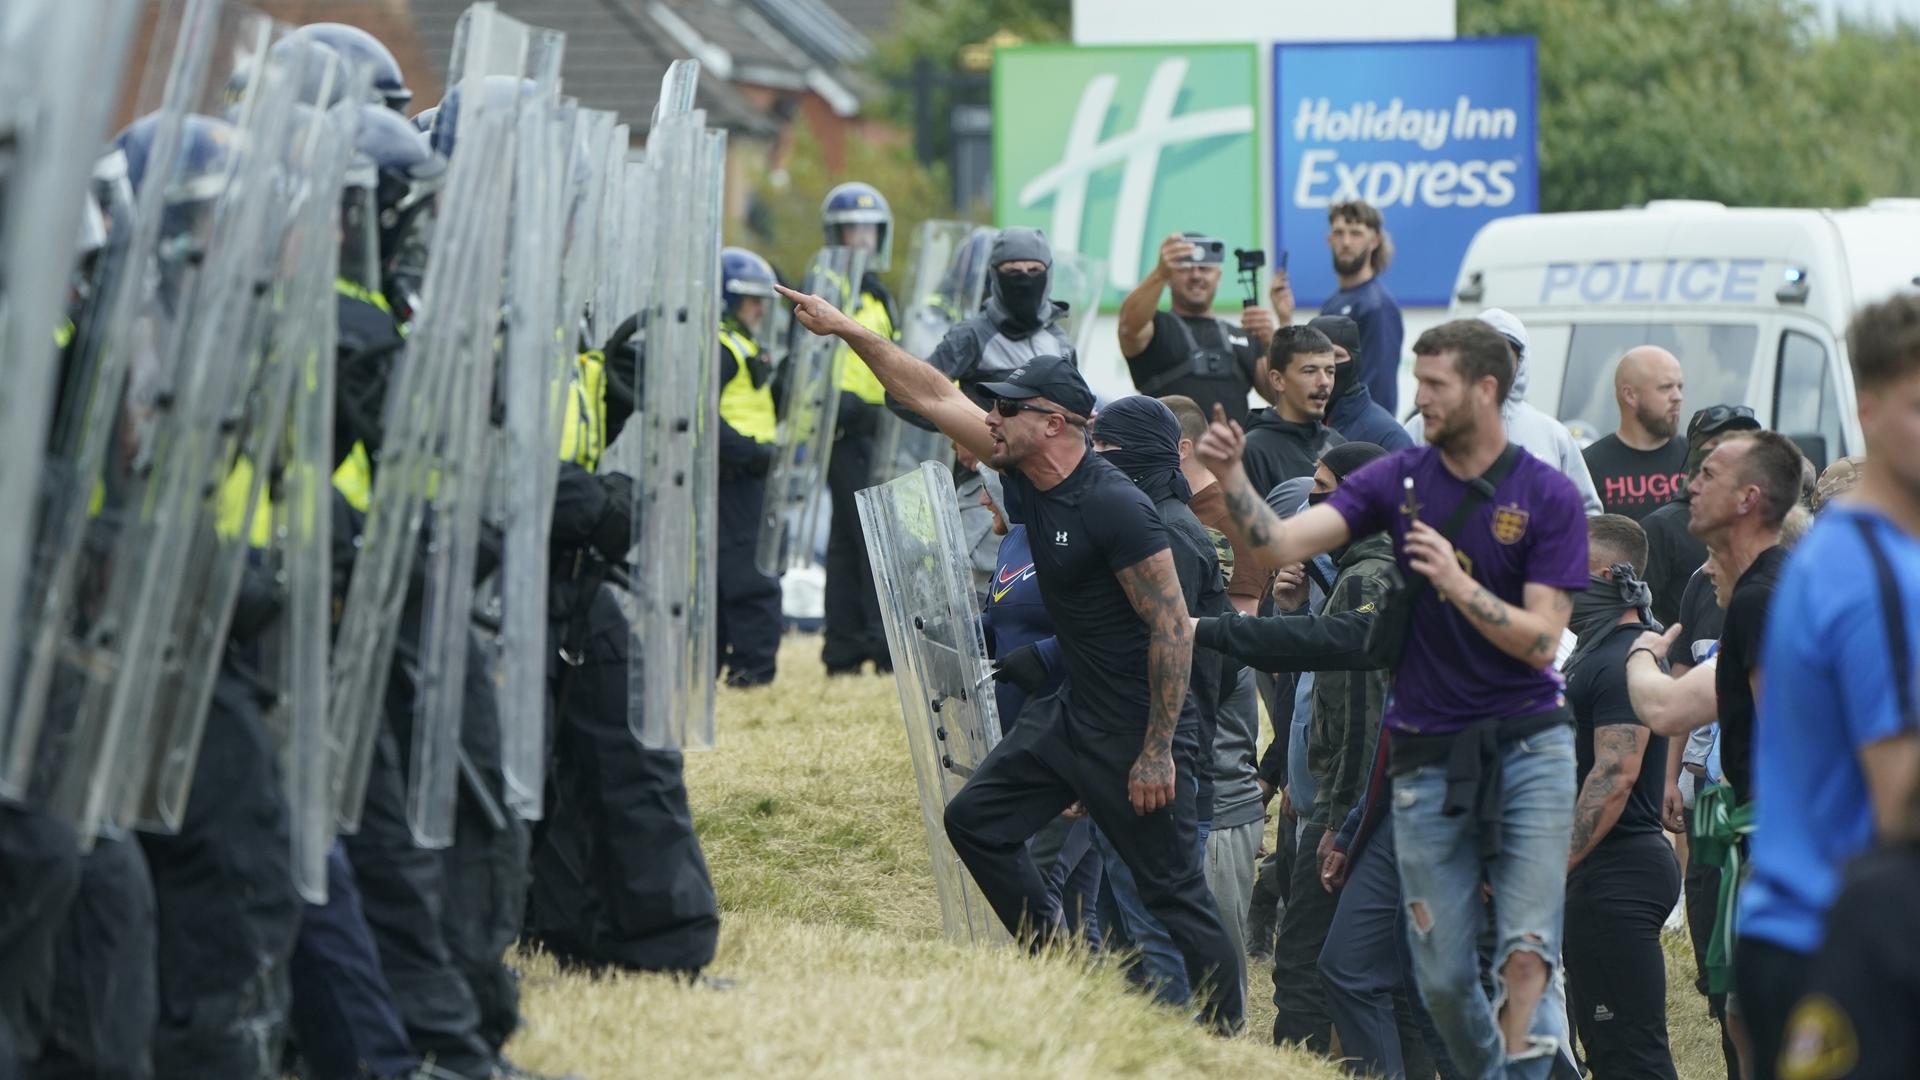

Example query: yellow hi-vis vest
[557,350,608,472]
[718,327,776,444]
[833,287,894,407]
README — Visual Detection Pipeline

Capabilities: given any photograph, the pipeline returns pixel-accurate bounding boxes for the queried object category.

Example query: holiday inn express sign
[993,37,1537,311]
[992,44,1262,310]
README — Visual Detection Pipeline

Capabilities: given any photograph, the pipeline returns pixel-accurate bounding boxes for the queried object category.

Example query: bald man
[1582,346,1689,520]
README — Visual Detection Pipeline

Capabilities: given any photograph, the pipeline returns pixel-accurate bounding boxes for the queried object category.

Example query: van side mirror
[1788,433,1828,474]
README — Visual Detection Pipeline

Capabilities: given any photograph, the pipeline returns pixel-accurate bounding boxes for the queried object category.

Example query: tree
[1460,0,1920,210]
[736,123,953,299]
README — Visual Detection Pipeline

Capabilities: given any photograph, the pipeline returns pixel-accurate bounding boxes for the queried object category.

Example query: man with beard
[1319,201,1405,415]
[1583,347,1689,520]
[776,277,1245,1032]
[1197,318,1590,1077]
[1563,515,1681,1079]
[1241,326,1346,500]
[1120,232,1283,427]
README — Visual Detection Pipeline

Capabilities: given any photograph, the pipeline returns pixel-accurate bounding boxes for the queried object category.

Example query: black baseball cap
[1686,404,1761,441]
[978,354,1096,418]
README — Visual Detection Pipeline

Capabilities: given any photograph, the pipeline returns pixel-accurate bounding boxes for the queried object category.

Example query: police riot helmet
[409,106,438,136]
[299,23,412,112]
[350,105,444,316]
[113,112,242,262]
[820,181,892,271]
[428,76,536,159]
[721,247,777,339]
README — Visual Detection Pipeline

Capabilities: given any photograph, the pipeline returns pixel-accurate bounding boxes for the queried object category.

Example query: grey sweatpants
[1204,817,1262,960]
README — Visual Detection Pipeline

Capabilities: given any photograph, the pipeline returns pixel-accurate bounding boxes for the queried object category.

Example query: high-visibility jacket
[718,326,775,444]
[831,279,895,407]
[557,350,609,471]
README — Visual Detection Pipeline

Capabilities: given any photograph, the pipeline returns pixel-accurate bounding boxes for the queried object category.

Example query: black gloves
[589,472,635,563]
[991,643,1048,695]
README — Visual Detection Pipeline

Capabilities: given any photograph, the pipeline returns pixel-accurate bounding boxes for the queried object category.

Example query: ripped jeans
[1391,724,1575,1080]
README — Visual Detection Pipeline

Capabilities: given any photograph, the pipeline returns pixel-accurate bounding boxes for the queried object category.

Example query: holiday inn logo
[993,44,1261,310]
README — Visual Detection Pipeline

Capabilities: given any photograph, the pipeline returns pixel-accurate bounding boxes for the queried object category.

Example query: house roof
[647,0,877,116]
[409,0,773,137]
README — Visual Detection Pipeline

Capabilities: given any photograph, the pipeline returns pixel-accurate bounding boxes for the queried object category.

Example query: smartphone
[1279,249,1290,272]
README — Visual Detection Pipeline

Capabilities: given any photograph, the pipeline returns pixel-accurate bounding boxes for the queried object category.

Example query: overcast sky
[1810,0,1920,25]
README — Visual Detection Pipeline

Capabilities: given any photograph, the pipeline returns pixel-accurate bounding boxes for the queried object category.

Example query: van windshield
[1556,322,1759,445]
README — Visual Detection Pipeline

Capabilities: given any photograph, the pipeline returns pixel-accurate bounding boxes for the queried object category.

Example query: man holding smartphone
[1119,232,1293,427]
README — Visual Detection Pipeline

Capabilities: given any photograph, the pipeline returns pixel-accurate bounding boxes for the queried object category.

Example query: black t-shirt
[1124,311,1259,427]
[1569,622,1669,843]
[1782,844,1920,1080]
[1000,451,1193,734]
[1666,567,1728,670]
[1582,434,1690,521]
[1642,497,1707,627]
[1715,545,1788,797]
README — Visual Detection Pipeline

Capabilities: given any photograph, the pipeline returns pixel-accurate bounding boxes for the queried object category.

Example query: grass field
[503,636,1726,1079]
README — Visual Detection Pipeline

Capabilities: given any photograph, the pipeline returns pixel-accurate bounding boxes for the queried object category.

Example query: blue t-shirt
[982,524,1060,721]
[1324,444,1589,734]
[1320,276,1404,416]
[1740,506,1920,954]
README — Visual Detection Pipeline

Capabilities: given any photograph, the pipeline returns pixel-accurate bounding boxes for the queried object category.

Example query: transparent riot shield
[1049,249,1108,362]
[256,97,362,902]
[115,37,375,836]
[858,462,1007,945]
[626,70,726,752]
[0,1,140,775]
[0,0,304,840]
[754,245,870,578]
[329,3,543,840]
[404,12,566,848]
[868,219,983,488]
[477,81,573,820]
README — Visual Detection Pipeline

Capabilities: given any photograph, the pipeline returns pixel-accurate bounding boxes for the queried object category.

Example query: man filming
[1120,232,1291,427]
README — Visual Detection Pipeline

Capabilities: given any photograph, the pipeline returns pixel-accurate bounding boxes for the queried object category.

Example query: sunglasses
[993,399,1061,419]
[1689,404,1757,434]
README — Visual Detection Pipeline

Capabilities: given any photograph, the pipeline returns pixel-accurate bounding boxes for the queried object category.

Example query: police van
[1445,199,1920,468]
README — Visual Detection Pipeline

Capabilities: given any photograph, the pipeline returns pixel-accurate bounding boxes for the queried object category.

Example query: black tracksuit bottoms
[1564,832,1682,1079]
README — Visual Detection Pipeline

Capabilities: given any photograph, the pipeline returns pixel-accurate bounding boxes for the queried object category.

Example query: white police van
[1445,199,1920,468]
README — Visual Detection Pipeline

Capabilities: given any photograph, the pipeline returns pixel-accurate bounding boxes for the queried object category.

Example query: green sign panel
[993,43,1262,311]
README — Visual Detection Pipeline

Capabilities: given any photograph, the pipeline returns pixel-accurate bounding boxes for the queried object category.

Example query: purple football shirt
[1325,444,1589,735]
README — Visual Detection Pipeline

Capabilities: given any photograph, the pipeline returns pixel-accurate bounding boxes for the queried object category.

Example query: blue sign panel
[1274,38,1539,308]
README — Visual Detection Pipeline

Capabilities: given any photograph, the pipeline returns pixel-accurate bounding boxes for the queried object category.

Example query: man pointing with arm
[778,283,1246,1032]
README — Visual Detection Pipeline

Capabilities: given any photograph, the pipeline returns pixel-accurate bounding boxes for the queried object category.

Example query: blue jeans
[1392,724,1576,1080]
[1094,814,1210,1006]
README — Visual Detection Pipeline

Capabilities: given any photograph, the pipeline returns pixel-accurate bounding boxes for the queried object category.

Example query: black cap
[978,354,1096,418]
[1307,315,1361,361]
[1320,440,1388,480]
[1686,404,1761,442]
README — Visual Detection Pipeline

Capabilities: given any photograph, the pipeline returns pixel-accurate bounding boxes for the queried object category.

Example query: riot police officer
[715,248,783,687]
[819,181,898,676]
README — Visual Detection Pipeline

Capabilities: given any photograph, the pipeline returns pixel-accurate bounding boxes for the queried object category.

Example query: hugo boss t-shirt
[1000,451,1192,733]
[1582,433,1689,521]
[1325,444,1590,735]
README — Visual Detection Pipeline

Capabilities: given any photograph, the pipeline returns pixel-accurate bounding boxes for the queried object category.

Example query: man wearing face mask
[1563,515,1681,1079]
[893,226,1075,420]
[1119,232,1284,427]
[1307,315,1414,452]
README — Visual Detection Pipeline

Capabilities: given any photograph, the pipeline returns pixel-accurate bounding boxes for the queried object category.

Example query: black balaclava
[1092,395,1191,504]
[983,226,1054,335]
[1309,314,1364,398]
[1567,563,1656,672]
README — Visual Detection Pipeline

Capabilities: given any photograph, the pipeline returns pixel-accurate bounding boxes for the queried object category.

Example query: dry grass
[503,635,1726,1079]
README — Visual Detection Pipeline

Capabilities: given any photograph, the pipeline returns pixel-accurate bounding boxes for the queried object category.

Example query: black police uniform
[523,341,720,975]
[715,321,782,686]
[821,273,898,674]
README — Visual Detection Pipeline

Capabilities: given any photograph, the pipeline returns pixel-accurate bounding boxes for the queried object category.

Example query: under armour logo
[1054,531,1069,546]
[1016,57,1255,292]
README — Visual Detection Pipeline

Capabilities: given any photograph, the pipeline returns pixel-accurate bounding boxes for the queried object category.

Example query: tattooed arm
[1403,520,1571,669]
[1208,463,1351,573]
[1569,723,1649,868]
[1115,549,1194,815]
